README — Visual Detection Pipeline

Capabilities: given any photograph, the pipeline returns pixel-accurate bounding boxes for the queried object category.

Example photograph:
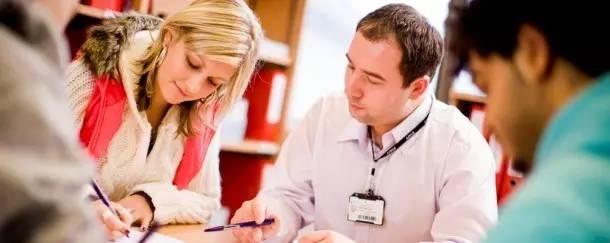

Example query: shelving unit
[258,37,292,66]
[250,0,306,143]
[224,0,307,216]
[449,89,486,118]
[449,90,486,105]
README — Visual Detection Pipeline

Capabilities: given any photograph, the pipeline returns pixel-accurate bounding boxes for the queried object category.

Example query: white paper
[111,228,184,243]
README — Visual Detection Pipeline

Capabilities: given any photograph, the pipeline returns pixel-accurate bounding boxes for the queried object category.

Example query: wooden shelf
[76,4,120,19]
[221,139,280,156]
[449,90,487,106]
[259,37,292,66]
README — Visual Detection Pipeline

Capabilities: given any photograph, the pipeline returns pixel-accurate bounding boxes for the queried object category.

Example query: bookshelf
[259,37,292,66]
[226,0,307,216]
[449,89,486,118]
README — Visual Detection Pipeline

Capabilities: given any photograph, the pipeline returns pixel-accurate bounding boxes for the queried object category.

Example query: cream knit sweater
[65,30,221,225]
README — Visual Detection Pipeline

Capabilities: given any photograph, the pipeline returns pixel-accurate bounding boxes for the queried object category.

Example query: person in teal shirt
[447,0,610,242]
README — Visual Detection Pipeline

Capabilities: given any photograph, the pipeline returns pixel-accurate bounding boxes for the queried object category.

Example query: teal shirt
[484,73,610,242]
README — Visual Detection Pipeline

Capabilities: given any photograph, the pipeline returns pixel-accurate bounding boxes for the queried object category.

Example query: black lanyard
[368,105,432,163]
[365,99,433,195]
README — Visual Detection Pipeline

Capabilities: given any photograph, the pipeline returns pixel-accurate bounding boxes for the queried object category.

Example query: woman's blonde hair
[137,0,262,136]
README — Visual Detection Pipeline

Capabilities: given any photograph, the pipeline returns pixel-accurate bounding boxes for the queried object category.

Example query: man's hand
[230,197,281,243]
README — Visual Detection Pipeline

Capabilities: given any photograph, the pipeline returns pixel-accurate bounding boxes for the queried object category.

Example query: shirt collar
[337,117,367,144]
[337,95,434,148]
[389,94,433,142]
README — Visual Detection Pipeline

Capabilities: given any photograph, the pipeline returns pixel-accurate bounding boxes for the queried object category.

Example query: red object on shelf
[220,67,288,217]
[496,157,524,205]
[82,0,125,11]
[244,68,287,141]
[468,104,524,205]
[219,152,273,217]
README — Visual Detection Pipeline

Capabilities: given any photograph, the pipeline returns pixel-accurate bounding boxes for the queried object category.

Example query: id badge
[347,192,385,225]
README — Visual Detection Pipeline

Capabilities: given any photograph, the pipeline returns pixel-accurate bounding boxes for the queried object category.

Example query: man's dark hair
[450,0,610,78]
[357,3,443,87]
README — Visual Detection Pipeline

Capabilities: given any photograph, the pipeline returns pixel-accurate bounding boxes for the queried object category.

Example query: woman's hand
[118,193,155,231]
[92,200,133,240]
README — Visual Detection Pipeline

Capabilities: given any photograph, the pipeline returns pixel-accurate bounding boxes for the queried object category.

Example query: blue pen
[91,179,130,237]
[204,218,275,232]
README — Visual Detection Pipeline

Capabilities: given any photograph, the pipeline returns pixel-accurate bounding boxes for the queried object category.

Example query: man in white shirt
[231,3,497,243]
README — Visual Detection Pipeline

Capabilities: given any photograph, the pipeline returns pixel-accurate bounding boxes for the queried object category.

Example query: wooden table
[159,225,238,243]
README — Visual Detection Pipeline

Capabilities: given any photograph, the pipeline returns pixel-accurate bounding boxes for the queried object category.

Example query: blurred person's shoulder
[0,3,103,242]
[0,1,68,93]
[0,0,90,171]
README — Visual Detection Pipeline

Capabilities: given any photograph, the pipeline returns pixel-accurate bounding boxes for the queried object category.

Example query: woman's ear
[163,29,175,47]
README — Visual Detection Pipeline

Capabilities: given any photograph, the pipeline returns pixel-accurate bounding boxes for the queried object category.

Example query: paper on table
[111,228,184,243]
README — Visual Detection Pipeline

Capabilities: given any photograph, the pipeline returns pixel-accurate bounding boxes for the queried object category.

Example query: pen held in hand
[90,179,130,237]
[204,218,275,232]
[138,221,160,243]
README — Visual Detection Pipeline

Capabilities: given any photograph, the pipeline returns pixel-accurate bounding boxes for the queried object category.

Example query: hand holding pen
[91,180,134,239]
[229,198,281,242]
[137,221,160,243]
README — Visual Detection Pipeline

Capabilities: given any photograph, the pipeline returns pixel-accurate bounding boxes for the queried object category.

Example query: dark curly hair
[449,0,610,78]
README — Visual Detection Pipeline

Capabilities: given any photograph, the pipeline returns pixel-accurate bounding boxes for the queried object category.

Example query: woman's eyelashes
[208,78,220,87]
[186,56,200,70]
[185,53,222,88]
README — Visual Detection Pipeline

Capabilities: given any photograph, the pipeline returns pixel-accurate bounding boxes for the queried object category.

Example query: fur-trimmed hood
[79,13,168,135]
[80,14,163,77]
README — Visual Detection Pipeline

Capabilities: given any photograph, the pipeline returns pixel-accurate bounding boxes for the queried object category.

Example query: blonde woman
[65,0,262,234]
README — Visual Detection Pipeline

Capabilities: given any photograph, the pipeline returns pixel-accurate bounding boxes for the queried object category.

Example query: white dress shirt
[261,93,498,243]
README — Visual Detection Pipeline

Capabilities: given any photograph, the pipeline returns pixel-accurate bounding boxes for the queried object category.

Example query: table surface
[159,224,238,243]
